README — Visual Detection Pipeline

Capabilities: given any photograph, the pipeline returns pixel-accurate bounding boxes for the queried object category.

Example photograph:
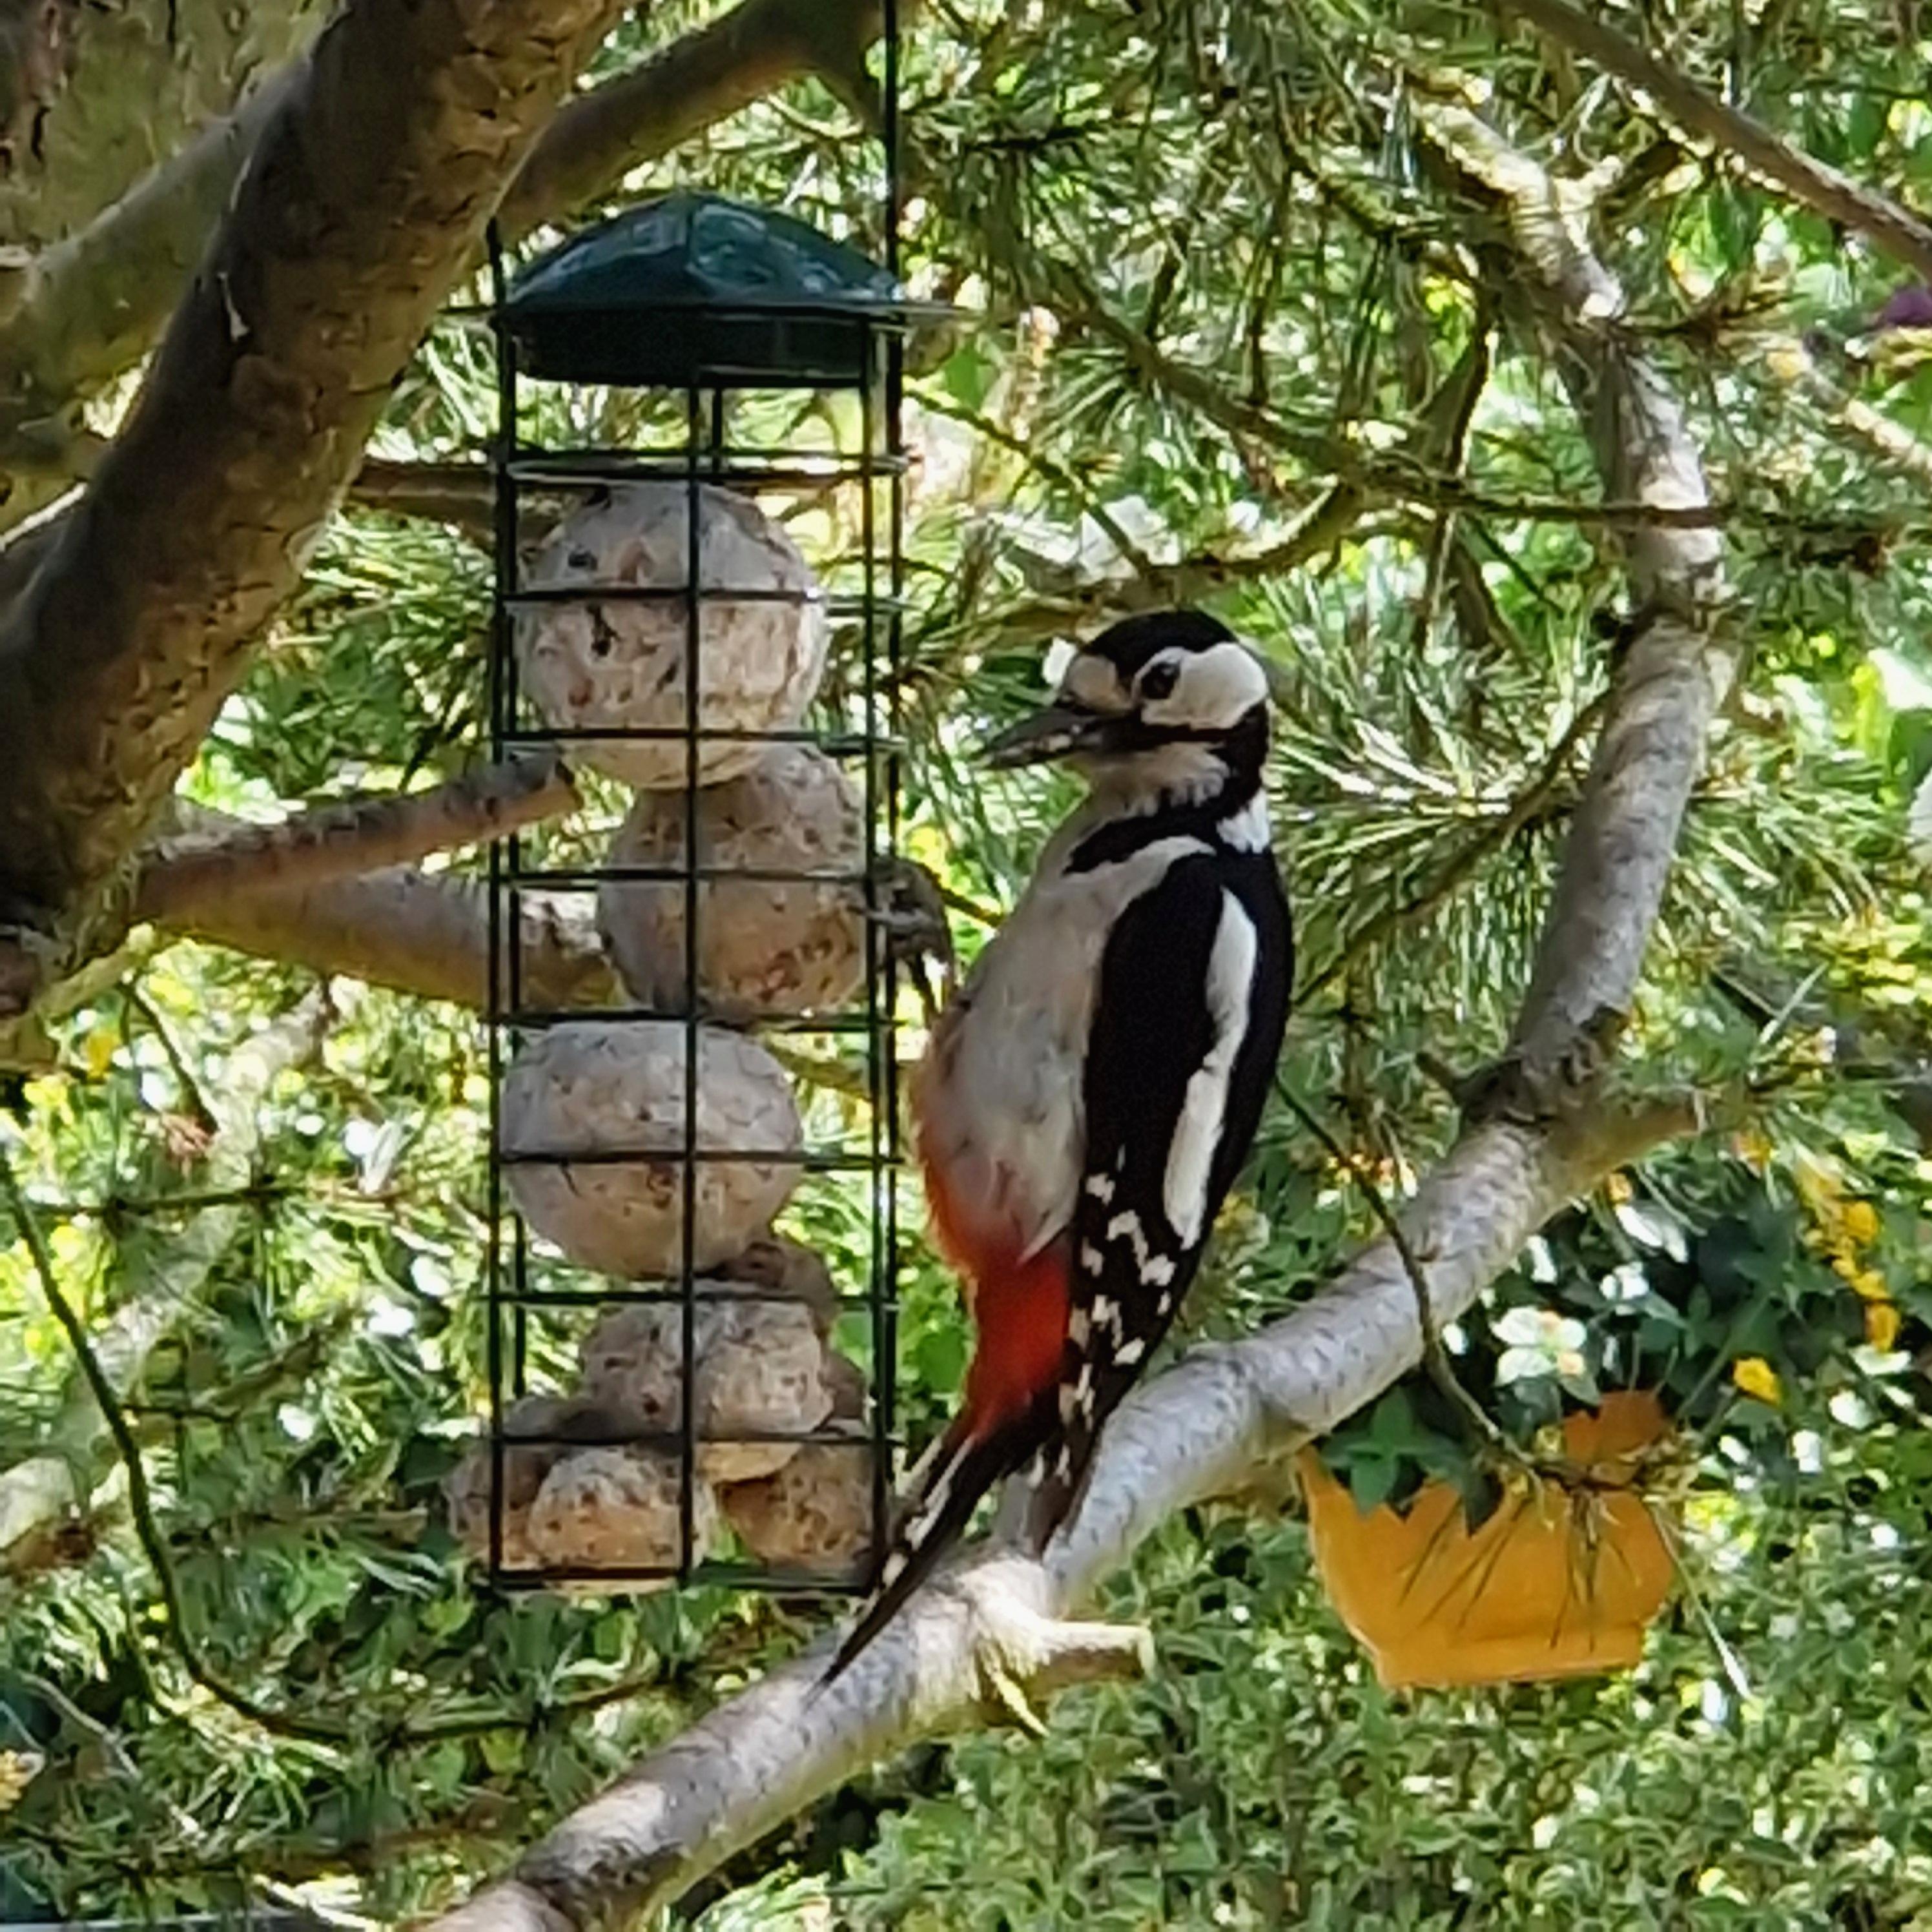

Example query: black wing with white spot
[1029,850,1291,1546]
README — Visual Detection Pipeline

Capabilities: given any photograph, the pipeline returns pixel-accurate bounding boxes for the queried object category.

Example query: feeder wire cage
[472,5,935,1601]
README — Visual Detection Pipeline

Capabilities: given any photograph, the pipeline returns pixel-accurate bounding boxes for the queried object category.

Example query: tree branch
[1412,96,1734,1081]
[424,101,1735,1930]
[1767,333,1932,490]
[346,458,568,553]
[0,0,632,1012]
[498,0,887,240]
[156,851,618,1014]
[1497,0,1932,285]
[38,783,611,1062]
[134,752,578,924]
[0,0,887,543]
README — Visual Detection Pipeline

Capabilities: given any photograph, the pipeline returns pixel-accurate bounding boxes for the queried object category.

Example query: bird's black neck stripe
[1063,706,1270,874]
[1064,777,1263,872]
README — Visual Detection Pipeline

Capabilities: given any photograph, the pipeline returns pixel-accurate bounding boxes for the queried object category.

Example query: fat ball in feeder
[444,1389,668,1572]
[500,1019,803,1279]
[597,743,866,1018]
[444,1390,573,1570]
[580,1295,834,1483]
[719,1349,874,1568]
[527,1445,721,1578]
[715,1231,841,1339]
[515,482,828,791]
[483,180,929,1605]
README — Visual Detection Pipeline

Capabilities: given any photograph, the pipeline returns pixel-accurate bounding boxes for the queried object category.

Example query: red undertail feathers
[821,1208,1069,1685]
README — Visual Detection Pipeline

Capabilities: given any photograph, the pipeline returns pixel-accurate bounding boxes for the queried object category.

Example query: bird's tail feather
[821,1402,1050,1686]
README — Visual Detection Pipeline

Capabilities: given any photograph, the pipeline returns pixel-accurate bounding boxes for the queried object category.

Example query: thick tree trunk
[0,0,322,253]
[0,0,632,1008]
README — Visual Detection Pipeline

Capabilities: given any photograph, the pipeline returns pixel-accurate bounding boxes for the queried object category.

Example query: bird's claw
[979,1655,1051,1738]
[869,858,958,1022]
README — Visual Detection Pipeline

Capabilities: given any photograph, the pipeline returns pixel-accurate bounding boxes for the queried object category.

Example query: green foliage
[9,0,1932,1923]
[766,1428,1932,1928]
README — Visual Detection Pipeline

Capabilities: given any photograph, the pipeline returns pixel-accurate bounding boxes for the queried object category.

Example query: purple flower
[1873,284,1932,331]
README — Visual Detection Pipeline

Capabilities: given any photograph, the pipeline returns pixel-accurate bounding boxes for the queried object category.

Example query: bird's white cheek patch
[1143,639,1271,731]
[1162,892,1258,1245]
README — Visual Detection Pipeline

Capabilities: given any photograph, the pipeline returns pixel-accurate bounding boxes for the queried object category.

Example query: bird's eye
[1138,661,1178,702]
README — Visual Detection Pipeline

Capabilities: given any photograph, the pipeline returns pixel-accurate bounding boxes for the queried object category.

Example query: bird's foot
[956,1556,1153,1734]
[868,857,958,1022]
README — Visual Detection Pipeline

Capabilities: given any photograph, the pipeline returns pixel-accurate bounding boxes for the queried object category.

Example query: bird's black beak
[981,701,1124,769]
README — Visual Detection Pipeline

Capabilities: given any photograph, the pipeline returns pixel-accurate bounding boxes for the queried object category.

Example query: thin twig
[916,390,1158,577]
[1300,692,1609,1003]
[31,1181,295,1218]
[0,1141,354,1743]
[1499,0,1932,284]
[26,1178,423,1222]
[972,484,1368,648]
[119,980,217,1133]
[1273,1076,1518,1461]
[3,1142,676,1747]
[12,1672,373,1928]
[935,881,1003,930]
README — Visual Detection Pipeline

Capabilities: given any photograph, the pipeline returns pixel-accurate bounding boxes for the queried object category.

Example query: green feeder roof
[501,190,943,389]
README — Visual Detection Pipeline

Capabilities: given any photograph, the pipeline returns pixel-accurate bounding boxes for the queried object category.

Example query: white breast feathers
[910,834,1209,1266]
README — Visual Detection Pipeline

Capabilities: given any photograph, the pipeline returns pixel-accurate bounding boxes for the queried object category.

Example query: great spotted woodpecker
[826,609,1292,1681]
